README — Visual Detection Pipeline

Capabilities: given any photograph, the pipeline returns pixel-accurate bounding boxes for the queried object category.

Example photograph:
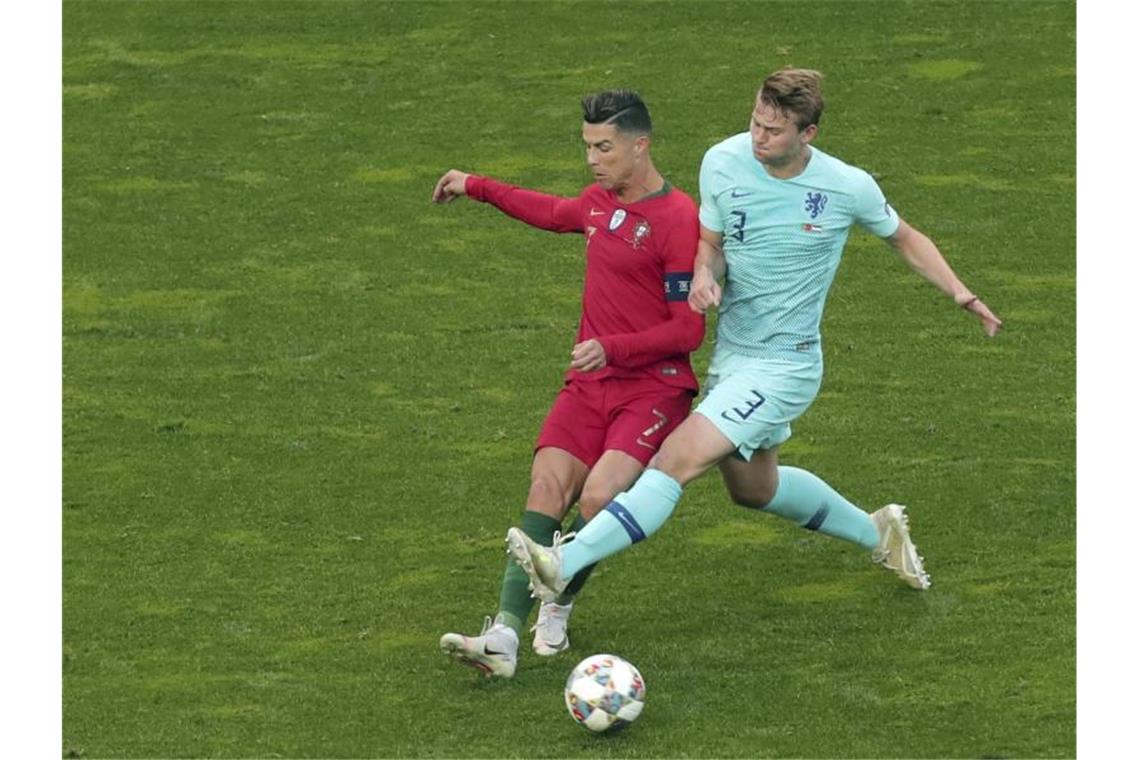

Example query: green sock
[556,514,598,605]
[497,510,561,635]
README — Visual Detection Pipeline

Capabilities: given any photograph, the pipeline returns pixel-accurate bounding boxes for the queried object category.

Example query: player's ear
[800,123,818,144]
[634,134,650,156]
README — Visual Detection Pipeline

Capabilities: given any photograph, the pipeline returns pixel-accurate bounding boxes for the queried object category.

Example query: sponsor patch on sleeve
[663,272,693,301]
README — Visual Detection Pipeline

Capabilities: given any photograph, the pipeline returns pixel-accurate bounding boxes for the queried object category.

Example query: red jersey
[466,175,704,392]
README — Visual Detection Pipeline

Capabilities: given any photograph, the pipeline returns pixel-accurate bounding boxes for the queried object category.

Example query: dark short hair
[581,89,652,136]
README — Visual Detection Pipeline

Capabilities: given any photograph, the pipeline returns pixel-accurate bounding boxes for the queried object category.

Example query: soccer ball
[564,653,646,733]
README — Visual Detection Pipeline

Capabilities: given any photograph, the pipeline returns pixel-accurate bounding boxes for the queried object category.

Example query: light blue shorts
[695,349,822,461]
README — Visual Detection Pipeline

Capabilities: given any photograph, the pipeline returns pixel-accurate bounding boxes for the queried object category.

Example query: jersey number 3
[728,211,746,243]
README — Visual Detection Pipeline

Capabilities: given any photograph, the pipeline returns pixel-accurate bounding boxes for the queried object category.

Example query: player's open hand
[432,170,470,203]
[570,339,607,373]
[688,268,722,314]
[958,294,1003,337]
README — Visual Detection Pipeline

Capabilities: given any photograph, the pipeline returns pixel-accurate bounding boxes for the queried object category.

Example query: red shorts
[535,378,694,467]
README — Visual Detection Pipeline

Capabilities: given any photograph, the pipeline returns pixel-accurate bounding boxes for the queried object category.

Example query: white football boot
[871,503,931,590]
[505,528,573,603]
[532,601,573,656]
[439,616,518,678]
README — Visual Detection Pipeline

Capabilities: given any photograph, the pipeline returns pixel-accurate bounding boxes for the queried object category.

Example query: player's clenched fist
[432,169,471,203]
[570,339,607,373]
[688,267,722,314]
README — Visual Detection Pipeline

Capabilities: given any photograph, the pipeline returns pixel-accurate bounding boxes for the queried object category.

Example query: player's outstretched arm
[431,169,471,203]
[434,171,583,233]
[888,219,1003,337]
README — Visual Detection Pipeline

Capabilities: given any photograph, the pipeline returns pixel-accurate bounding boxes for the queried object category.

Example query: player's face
[582,122,643,191]
[750,100,817,168]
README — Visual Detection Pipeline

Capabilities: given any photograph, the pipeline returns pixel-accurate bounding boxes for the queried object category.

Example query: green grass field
[63,1,1075,757]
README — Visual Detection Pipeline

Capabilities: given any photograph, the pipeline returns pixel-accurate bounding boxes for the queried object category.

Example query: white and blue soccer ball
[564,653,646,733]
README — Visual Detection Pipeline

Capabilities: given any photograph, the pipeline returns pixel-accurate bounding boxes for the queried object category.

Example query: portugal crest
[632,219,651,248]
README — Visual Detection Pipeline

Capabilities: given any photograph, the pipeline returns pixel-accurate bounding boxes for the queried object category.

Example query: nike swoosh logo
[589,208,606,216]
[730,189,752,198]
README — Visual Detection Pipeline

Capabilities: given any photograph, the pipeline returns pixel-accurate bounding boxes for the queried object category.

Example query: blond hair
[759,68,824,130]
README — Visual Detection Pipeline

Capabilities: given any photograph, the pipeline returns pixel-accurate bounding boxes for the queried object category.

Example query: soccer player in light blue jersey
[507,68,1002,598]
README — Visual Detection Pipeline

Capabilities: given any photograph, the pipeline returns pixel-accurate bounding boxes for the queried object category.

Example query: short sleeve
[697,149,726,233]
[852,170,900,238]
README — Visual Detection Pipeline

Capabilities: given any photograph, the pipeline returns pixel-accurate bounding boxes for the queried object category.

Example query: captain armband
[663,272,693,302]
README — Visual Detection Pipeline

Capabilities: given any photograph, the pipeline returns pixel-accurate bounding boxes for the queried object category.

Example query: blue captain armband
[663,272,693,302]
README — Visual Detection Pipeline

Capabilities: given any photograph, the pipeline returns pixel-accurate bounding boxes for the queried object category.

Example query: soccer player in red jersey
[433,90,704,678]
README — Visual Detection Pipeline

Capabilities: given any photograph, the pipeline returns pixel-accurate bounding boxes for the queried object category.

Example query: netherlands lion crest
[804,191,828,219]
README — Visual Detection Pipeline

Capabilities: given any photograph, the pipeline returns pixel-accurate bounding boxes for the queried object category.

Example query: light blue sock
[560,469,682,579]
[762,466,879,550]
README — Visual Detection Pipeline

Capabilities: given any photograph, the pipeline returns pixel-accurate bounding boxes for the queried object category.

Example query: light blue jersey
[699,133,900,363]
